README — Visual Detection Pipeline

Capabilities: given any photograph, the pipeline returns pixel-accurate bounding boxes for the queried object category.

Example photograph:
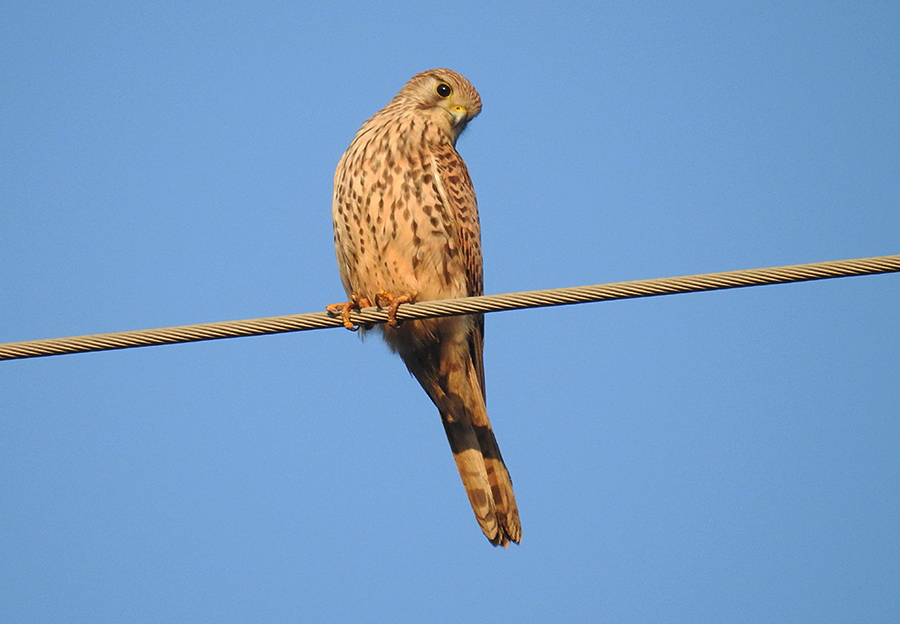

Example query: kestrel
[328,69,521,546]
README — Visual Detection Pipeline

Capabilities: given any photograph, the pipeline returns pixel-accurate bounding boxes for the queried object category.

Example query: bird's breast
[333,127,466,302]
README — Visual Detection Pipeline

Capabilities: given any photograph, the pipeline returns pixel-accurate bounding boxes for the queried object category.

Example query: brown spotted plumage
[329,69,521,546]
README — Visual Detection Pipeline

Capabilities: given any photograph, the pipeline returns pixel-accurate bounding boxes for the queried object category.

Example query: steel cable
[2,254,898,361]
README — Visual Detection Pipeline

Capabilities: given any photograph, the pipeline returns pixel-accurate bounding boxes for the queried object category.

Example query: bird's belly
[351,214,464,302]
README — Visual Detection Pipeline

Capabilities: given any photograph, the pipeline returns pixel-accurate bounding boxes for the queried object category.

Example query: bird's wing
[429,140,486,398]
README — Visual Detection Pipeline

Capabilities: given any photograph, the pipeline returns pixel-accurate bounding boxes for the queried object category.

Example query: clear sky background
[2,2,899,622]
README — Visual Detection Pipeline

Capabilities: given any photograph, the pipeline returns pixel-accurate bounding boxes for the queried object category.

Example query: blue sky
[2,2,898,622]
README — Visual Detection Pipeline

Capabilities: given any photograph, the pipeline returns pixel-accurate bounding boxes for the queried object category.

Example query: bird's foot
[374,290,418,328]
[326,293,373,331]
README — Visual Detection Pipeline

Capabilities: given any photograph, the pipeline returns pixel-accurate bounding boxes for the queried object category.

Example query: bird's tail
[441,394,521,547]
[398,336,520,546]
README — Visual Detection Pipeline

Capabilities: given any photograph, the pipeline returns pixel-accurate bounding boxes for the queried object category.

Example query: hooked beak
[447,105,469,128]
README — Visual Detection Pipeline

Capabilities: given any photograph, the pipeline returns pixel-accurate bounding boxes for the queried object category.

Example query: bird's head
[396,68,482,144]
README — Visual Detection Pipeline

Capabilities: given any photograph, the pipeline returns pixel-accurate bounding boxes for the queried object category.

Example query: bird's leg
[326,292,373,331]
[374,290,418,328]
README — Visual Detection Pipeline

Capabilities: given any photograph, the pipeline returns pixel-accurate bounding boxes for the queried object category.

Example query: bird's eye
[436,83,452,98]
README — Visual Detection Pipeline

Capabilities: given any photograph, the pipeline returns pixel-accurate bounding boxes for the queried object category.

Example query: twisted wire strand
[2,254,898,361]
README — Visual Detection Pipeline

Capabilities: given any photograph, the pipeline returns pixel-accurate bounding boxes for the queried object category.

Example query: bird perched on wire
[328,68,521,546]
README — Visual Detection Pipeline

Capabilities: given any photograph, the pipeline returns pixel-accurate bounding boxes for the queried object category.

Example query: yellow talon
[326,293,373,331]
[374,290,418,328]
